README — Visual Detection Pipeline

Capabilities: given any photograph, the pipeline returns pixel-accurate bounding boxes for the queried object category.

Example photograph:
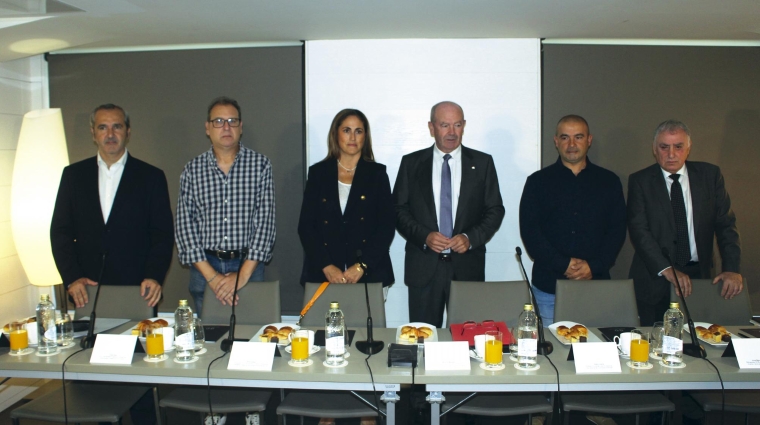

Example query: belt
[439,253,452,262]
[205,248,249,260]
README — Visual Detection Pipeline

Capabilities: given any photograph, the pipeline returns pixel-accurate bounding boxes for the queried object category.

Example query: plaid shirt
[176,144,276,265]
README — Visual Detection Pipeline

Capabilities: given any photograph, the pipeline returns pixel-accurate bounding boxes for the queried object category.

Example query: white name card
[572,342,622,374]
[424,341,471,371]
[227,342,276,371]
[731,339,760,369]
[90,334,137,365]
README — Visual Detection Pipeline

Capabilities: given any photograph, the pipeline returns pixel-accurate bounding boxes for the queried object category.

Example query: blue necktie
[440,154,453,239]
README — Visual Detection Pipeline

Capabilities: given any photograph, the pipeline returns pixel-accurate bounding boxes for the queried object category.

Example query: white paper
[424,341,471,371]
[572,342,622,374]
[89,334,137,365]
[731,339,760,369]
[518,338,537,357]
[662,336,683,354]
[227,342,276,371]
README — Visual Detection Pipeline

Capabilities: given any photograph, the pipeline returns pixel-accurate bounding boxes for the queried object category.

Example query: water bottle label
[662,335,682,354]
[326,336,345,354]
[44,327,57,341]
[518,338,537,356]
[175,332,195,350]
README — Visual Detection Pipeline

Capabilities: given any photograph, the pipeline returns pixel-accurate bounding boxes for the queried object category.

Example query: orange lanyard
[296,281,330,326]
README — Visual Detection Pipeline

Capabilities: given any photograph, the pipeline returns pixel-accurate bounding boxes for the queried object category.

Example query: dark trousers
[407,260,453,328]
[638,262,702,326]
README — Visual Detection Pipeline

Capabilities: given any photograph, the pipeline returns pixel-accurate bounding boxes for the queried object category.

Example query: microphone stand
[515,247,553,355]
[220,252,249,353]
[354,250,384,355]
[81,253,107,349]
[662,248,706,359]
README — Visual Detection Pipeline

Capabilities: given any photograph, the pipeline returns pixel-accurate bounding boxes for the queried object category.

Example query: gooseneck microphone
[661,247,706,359]
[515,247,553,355]
[220,252,248,353]
[354,250,384,355]
[81,252,107,349]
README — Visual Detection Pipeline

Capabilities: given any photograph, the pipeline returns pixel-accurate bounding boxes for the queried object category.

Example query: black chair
[158,281,280,424]
[12,285,158,424]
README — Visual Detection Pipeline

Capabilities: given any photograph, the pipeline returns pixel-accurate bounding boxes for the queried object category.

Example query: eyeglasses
[460,320,499,335]
[208,118,241,128]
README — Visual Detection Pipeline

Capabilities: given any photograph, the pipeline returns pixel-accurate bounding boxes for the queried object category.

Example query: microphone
[354,250,384,355]
[661,247,706,359]
[515,247,553,355]
[81,252,107,349]
[220,252,249,353]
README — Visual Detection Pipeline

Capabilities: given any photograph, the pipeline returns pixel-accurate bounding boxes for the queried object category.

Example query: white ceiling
[1,0,759,62]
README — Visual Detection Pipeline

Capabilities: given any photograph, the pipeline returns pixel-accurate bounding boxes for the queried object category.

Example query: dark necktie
[440,154,453,239]
[669,174,692,266]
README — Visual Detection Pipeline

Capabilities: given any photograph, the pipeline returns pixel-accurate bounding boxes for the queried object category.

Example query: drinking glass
[9,321,29,354]
[290,329,310,365]
[508,327,518,361]
[650,321,664,359]
[484,330,503,367]
[193,318,205,352]
[55,314,74,347]
[145,326,165,359]
[630,328,650,367]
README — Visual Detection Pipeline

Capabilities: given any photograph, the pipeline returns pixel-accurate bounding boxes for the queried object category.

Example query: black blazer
[393,145,505,287]
[298,158,395,286]
[627,161,741,304]
[50,154,174,287]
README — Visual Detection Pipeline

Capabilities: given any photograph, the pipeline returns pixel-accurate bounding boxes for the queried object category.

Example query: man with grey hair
[627,120,742,325]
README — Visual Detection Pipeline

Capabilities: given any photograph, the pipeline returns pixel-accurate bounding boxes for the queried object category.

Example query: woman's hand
[323,265,346,283]
[342,263,364,284]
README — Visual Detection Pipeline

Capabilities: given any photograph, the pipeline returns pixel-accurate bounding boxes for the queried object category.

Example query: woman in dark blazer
[298,109,395,288]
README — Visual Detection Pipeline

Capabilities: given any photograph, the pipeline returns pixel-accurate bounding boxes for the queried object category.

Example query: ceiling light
[10,38,69,54]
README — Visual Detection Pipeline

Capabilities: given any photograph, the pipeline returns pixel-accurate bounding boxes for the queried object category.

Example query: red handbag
[449,320,514,345]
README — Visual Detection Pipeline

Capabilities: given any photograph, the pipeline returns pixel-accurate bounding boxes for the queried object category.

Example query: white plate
[684,322,733,346]
[285,345,321,354]
[395,322,438,344]
[252,323,300,346]
[547,321,602,345]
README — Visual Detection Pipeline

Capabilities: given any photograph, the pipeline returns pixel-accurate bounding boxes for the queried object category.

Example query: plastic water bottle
[325,301,346,366]
[517,303,538,368]
[174,299,195,361]
[662,302,684,366]
[36,294,58,355]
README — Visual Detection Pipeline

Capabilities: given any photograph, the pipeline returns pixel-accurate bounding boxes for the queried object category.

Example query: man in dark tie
[393,101,505,327]
[628,120,743,325]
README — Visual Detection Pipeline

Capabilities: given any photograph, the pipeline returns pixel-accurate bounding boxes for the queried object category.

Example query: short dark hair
[207,96,242,121]
[556,115,590,135]
[324,109,375,162]
[90,104,130,129]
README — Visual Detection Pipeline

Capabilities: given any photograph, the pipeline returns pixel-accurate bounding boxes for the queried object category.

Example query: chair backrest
[300,282,385,327]
[554,279,640,327]
[446,280,531,329]
[74,285,155,320]
[669,278,752,325]
[201,281,281,325]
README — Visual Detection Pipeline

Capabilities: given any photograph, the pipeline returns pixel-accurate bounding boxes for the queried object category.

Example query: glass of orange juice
[145,326,165,360]
[484,330,503,368]
[9,321,30,355]
[290,330,310,365]
[630,329,650,368]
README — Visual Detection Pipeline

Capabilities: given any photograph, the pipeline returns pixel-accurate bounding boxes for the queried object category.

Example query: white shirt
[97,150,128,223]
[432,144,462,231]
[661,164,699,262]
[338,180,351,214]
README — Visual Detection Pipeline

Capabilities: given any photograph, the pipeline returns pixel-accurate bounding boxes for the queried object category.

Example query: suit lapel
[454,147,475,233]
[648,165,675,230]
[86,158,106,227]
[343,159,365,217]
[106,154,132,226]
[417,148,437,229]
[686,162,703,240]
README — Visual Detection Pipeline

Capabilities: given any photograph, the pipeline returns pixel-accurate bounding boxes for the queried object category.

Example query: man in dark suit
[628,120,742,325]
[51,104,174,310]
[393,101,505,327]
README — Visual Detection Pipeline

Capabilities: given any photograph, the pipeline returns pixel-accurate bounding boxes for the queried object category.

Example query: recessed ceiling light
[10,38,70,54]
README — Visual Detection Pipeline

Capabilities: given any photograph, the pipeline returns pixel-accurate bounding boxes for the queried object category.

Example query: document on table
[731,339,760,369]
[424,341,471,371]
[572,342,622,374]
[90,334,137,365]
[228,342,276,371]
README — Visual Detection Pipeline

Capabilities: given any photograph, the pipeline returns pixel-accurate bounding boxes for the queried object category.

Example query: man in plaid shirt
[176,97,276,313]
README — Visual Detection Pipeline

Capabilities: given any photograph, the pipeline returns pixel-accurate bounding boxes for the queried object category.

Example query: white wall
[0,55,54,327]
[306,39,541,328]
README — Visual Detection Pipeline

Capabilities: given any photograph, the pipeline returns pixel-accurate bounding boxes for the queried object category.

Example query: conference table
[1,322,759,425]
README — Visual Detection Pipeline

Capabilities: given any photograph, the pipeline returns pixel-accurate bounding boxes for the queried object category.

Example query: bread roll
[556,326,570,336]
[571,325,588,336]
[154,319,169,327]
[263,325,277,334]
[418,327,433,338]
[3,323,10,333]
